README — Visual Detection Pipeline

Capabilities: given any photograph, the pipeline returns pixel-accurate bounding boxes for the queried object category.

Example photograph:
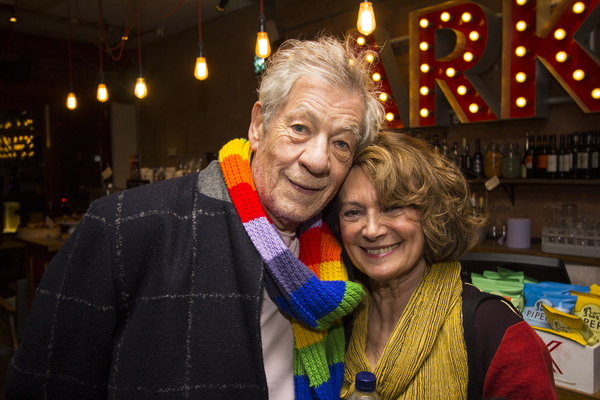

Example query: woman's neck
[365,261,428,370]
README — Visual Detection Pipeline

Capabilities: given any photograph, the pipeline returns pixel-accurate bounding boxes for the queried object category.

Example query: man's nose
[299,135,329,175]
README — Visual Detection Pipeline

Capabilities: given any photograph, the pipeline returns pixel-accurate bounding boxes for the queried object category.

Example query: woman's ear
[248,102,263,151]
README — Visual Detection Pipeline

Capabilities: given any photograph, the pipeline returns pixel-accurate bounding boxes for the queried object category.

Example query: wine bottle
[546,134,558,179]
[525,132,535,179]
[460,137,472,177]
[558,134,568,179]
[472,138,484,179]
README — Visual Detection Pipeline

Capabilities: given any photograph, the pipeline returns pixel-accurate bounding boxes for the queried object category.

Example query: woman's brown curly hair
[352,130,488,264]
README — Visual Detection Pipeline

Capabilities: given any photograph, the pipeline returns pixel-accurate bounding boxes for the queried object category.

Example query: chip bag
[541,303,598,346]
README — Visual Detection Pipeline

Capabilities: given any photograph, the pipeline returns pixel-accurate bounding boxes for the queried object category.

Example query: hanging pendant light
[66,0,77,109]
[194,0,208,80]
[97,0,108,102]
[255,0,270,58]
[357,1,376,36]
[134,4,147,98]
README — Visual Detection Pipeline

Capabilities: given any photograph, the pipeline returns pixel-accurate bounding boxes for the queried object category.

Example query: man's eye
[335,140,349,150]
[292,125,306,133]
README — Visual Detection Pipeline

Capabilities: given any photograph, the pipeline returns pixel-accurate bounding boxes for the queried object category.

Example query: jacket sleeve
[5,199,117,399]
[482,321,559,400]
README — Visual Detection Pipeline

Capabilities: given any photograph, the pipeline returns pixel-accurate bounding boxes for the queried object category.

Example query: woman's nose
[362,213,387,241]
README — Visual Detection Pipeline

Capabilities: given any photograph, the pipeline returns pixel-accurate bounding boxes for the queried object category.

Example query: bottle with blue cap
[348,371,381,399]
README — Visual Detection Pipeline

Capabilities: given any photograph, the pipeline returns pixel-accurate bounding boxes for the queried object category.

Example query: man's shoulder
[88,161,230,220]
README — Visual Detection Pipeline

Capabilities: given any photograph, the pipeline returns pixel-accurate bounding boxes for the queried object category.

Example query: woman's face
[338,166,427,285]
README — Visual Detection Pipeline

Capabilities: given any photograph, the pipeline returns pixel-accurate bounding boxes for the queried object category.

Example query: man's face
[249,76,364,233]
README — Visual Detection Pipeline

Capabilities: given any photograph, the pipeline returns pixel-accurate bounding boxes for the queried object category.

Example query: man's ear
[248,102,263,151]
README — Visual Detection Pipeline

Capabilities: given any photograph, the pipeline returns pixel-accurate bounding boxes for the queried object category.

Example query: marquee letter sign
[409,1,502,126]
[397,0,600,127]
[502,0,600,119]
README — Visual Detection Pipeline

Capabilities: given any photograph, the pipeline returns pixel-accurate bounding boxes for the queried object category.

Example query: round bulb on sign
[420,108,431,118]
[469,103,479,113]
[516,0,528,5]
[573,69,585,81]
[372,72,381,82]
[515,46,528,57]
[357,36,366,46]
[379,93,388,102]
[516,21,528,31]
[591,88,600,99]
[515,72,528,83]
[420,86,430,95]
[555,51,568,62]
[457,85,468,95]
[419,42,430,51]
[365,52,376,63]
[440,12,451,22]
[573,2,585,13]
[516,97,528,107]
[446,68,457,77]
[463,52,474,62]
[419,18,430,28]
[420,64,430,73]
[461,13,472,23]
[385,112,395,121]
[554,29,567,40]
[469,31,480,41]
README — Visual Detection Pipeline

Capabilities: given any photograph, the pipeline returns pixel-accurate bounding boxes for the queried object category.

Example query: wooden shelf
[468,179,600,205]
[472,239,600,267]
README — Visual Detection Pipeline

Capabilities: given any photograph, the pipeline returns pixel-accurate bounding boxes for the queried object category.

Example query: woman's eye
[385,205,403,213]
[342,209,360,219]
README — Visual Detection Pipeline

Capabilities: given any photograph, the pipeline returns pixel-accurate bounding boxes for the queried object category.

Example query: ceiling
[0,0,257,47]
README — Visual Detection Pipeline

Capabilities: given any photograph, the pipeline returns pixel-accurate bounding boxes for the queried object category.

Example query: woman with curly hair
[338,130,558,400]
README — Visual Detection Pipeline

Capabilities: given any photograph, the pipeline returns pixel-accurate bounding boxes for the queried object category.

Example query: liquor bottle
[349,372,381,400]
[566,134,574,179]
[441,132,450,161]
[472,138,484,179]
[558,134,568,179]
[431,134,441,156]
[581,131,595,179]
[535,135,547,179]
[451,141,460,166]
[525,131,535,179]
[460,137,472,177]
[546,134,558,179]
[590,132,600,179]
[573,132,588,179]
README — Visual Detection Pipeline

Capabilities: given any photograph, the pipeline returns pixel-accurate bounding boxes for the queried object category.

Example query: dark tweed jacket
[6,161,271,399]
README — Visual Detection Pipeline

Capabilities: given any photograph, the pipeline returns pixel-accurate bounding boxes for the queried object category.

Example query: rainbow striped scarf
[219,138,365,400]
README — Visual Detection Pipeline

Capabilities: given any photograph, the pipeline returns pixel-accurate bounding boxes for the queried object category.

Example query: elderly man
[6,35,384,400]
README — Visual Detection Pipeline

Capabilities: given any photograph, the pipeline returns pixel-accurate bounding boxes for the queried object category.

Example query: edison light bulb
[357,2,376,36]
[194,57,208,80]
[255,32,271,58]
[67,92,77,110]
[97,83,108,102]
[135,77,147,99]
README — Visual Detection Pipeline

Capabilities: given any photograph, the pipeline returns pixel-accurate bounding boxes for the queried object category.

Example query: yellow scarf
[341,261,468,400]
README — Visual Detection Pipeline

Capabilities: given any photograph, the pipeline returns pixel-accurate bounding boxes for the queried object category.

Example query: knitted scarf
[341,261,468,400]
[219,138,365,400]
